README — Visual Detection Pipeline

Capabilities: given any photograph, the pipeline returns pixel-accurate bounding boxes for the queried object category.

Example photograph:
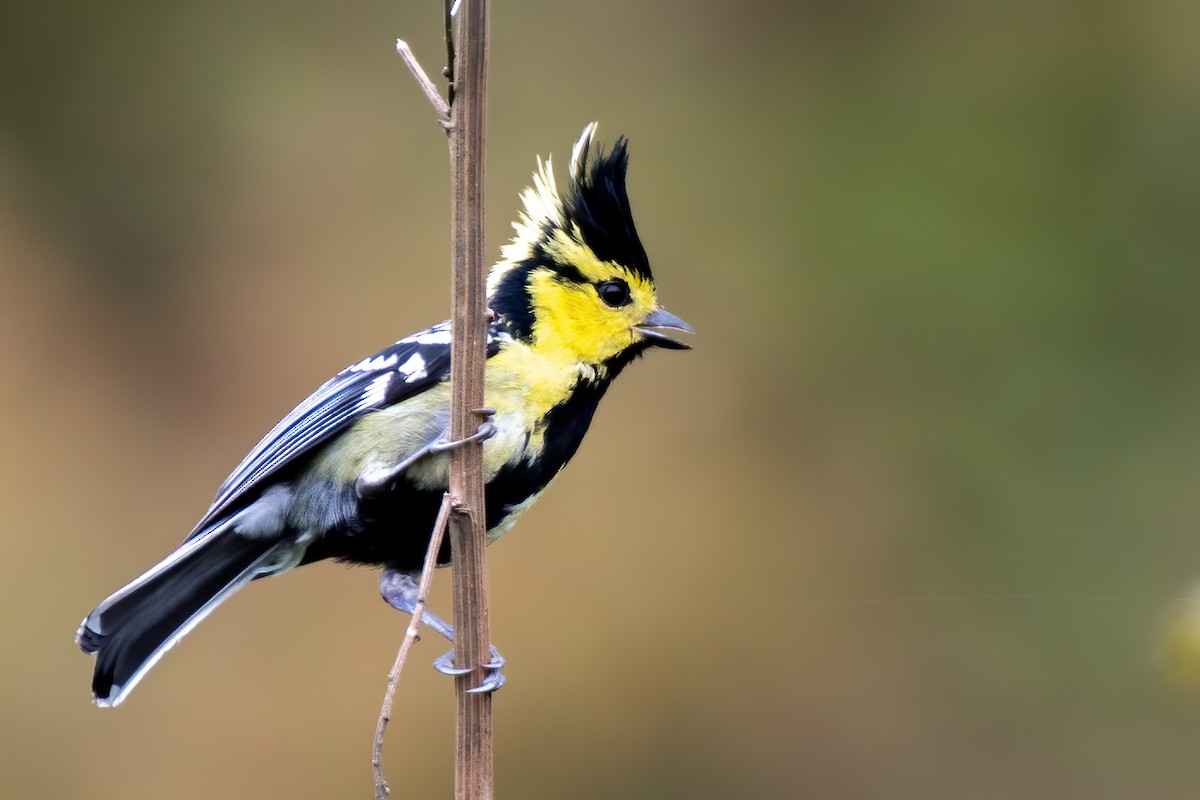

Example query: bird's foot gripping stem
[379,569,507,694]
[356,408,497,499]
[434,646,506,694]
[430,407,497,452]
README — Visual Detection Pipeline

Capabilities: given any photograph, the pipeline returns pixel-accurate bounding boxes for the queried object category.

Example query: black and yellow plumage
[76,124,691,706]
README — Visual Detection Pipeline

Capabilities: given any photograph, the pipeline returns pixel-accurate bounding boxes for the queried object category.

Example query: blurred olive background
[3,1,1200,798]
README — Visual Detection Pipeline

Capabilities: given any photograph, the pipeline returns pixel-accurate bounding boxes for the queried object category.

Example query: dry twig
[372,494,454,800]
[395,40,450,126]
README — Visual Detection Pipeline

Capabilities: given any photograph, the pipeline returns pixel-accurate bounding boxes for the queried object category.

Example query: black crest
[563,135,652,281]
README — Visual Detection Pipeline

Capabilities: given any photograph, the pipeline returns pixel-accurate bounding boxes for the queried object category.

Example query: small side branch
[372,494,454,800]
[395,39,451,127]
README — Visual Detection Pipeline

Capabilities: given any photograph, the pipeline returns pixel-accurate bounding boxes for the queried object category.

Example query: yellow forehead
[542,227,655,296]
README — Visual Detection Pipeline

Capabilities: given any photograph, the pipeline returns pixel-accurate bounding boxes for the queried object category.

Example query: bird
[76,123,692,707]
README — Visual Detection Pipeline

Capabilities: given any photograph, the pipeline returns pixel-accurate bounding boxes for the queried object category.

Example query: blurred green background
[3,1,1200,797]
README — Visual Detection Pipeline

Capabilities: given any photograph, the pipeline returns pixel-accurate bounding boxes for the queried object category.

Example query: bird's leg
[356,447,435,499]
[378,568,505,693]
[356,409,497,499]
[429,407,497,452]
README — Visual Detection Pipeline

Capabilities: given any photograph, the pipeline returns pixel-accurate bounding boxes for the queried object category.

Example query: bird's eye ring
[596,279,632,308]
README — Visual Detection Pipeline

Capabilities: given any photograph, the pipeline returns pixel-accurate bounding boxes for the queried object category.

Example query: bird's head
[488,124,692,373]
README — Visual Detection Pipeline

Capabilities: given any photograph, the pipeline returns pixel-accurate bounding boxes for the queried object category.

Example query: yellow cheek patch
[527,272,632,365]
[529,231,659,365]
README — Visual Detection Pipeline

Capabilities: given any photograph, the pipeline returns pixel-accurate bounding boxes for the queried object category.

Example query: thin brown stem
[372,494,454,800]
[445,1,493,798]
[374,2,493,797]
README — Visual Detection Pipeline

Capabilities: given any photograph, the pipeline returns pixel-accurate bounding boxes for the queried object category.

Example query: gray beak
[636,307,694,350]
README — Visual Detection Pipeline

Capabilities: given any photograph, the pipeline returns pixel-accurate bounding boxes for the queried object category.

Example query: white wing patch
[398,353,428,383]
[415,330,452,346]
[347,352,400,373]
[399,322,451,346]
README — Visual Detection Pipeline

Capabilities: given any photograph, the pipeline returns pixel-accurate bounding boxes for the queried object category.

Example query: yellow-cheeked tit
[76,124,692,706]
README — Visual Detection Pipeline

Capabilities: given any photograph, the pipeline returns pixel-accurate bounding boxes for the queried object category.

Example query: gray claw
[482,645,504,670]
[433,650,473,676]
[467,672,506,694]
[433,645,506,694]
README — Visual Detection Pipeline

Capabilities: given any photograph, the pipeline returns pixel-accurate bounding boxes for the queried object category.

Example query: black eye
[596,279,632,308]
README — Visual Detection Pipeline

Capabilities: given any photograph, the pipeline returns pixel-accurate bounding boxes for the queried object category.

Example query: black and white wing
[190,322,508,535]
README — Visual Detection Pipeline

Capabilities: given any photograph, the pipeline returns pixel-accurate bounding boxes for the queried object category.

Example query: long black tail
[77,525,295,706]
